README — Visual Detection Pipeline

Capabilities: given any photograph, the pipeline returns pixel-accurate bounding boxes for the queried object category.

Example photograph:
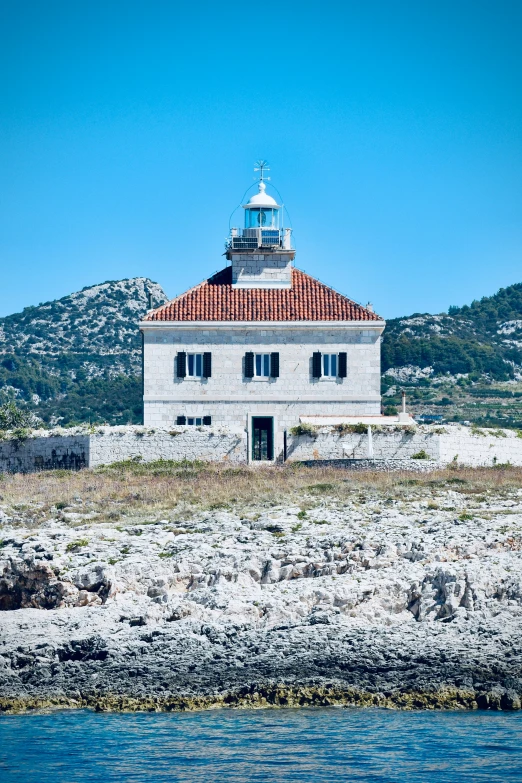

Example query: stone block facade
[142,324,383,452]
[231,253,293,288]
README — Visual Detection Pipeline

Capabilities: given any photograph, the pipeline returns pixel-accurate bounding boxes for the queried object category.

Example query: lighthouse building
[140,168,384,461]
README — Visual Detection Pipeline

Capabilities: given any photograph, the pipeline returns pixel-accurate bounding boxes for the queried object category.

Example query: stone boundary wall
[286,430,440,462]
[0,427,245,474]
[88,428,245,467]
[0,434,89,474]
[0,424,521,473]
[288,426,522,467]
[438,429,522,466]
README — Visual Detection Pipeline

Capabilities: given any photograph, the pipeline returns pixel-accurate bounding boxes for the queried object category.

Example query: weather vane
[254,159,270,183]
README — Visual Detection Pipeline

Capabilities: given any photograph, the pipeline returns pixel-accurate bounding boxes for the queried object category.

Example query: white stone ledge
[143,396,382,403]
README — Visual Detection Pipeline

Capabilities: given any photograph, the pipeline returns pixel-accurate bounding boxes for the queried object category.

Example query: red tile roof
[144,267,381,323]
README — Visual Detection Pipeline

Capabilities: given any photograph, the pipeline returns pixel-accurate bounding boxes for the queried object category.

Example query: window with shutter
[244,352,254,378]
[203,352,212,378]
[203,416,212,425]
[176,415,186,425]
[270,352,279,378]
[187,354,204,377]
[255,354,270,376]
[176,352,186,378]
[323,353,337,377]
[312,351,322,378]
[338,352,347,378]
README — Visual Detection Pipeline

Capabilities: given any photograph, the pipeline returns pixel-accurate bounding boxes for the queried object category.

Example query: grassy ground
[1,461,522,528]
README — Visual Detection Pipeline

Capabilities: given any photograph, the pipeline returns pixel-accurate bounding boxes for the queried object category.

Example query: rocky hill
[0,276,521,428]
[381,282,522,428]
[0,279,168,426]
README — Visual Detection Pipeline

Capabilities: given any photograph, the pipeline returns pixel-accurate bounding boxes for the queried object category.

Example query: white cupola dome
[244,181,280,209]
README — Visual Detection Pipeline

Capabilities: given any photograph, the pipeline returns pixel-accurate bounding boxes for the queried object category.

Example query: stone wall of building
[142,324,383,437]
[230,252,293,288]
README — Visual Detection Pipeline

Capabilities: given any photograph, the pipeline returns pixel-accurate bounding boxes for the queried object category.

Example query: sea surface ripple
[1,708,521,782]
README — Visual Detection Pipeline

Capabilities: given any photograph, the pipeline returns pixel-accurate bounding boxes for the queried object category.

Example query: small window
[183,416,211,426]
[323,354,338,378]
[176,415,186,425]
[255,353,270,377]
[187,354,203,377]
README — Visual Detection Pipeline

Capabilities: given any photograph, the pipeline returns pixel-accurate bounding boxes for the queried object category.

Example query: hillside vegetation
[382,283,522,428]
[383,282,522,379]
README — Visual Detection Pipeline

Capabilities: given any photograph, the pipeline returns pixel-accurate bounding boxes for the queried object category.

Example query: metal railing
[227,228,292,251]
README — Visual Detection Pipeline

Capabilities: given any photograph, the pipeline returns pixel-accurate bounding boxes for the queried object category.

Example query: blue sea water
[1,708,521,783]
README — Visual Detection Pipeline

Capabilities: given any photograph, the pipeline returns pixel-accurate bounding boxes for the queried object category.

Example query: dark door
[252,417,274,461]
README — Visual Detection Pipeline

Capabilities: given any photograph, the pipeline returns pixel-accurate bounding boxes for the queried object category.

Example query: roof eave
[139,319,386,329]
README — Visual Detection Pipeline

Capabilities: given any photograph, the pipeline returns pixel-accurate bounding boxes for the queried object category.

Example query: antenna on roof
[254,159,270,183]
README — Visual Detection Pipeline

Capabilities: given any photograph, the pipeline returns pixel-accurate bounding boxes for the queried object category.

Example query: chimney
[366,302,374,312]
[147,290,153,310]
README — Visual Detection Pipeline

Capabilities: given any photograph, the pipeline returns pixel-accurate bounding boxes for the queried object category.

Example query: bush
[335,423,367,435]
[411,449,430,460]
[290,423,318,437]
[66,539,89,551]
[383,405,398,416]
[0,401,37,430]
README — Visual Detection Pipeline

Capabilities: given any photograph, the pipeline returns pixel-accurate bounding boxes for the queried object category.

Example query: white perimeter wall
[2,425,522,473]
[438,429,522,466]
[0,434,89,473]
[88,428,245,467]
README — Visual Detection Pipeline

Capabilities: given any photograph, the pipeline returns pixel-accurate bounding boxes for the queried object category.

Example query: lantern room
[243,181,281,229]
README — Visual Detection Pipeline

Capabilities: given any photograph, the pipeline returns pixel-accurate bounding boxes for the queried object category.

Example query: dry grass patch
[0,461,521,527]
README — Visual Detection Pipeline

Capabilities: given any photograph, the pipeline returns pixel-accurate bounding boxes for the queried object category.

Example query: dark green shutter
[270,352,279,378]
[245,352,254,378]
[203,352,212,378]
[312,351,322,378]
[176,352,186,378]
[338,352,347,378]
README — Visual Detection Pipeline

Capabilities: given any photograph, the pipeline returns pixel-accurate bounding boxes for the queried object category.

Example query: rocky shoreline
[1,467,521,713]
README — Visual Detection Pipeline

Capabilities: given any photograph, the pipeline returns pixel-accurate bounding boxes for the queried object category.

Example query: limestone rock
[0,484,521,710]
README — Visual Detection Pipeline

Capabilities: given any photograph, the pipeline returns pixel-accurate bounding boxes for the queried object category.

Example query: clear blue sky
[1,0,521,319]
